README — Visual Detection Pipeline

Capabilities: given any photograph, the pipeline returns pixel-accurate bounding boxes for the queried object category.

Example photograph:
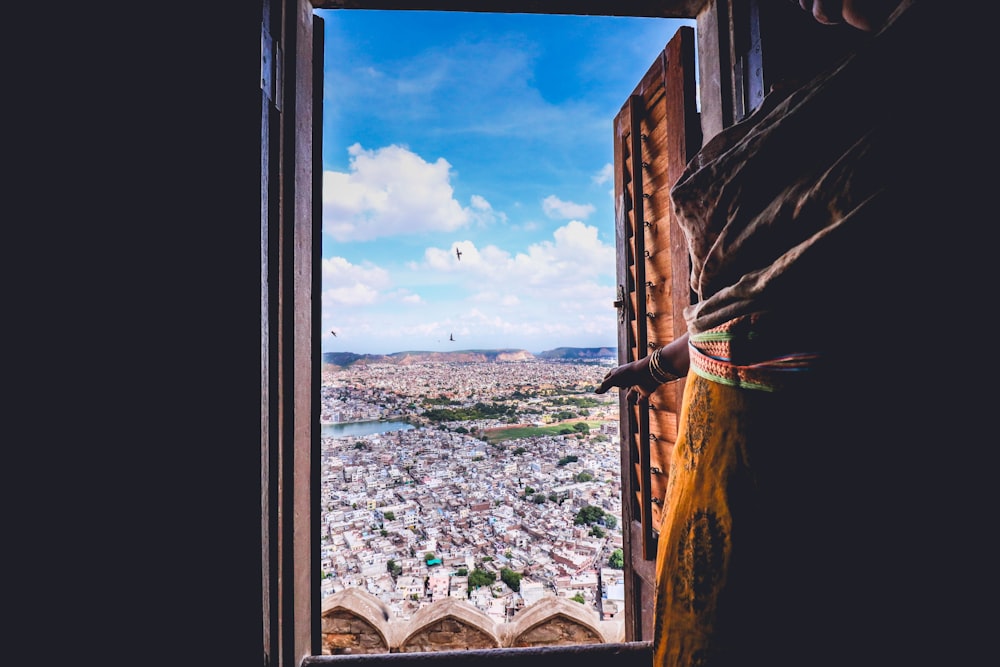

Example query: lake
[320,420,414,439]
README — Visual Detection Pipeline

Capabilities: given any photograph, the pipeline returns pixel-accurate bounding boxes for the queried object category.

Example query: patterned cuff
[649,346,683,384]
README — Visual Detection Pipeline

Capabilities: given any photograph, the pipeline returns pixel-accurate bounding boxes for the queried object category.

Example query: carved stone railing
[320,589,625,655]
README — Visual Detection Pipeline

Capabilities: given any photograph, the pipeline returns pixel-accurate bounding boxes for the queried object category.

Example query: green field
[483,420,608,444]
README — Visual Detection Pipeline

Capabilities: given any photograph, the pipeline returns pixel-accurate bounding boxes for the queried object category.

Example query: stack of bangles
[649,346,684,385]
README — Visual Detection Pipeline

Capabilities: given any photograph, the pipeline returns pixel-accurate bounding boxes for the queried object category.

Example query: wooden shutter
[612,25,700,643]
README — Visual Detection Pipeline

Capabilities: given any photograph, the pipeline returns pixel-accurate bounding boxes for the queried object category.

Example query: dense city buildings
[320,357,625,624]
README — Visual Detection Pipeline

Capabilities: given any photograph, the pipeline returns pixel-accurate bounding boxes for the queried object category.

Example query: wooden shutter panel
[612,25,699,643]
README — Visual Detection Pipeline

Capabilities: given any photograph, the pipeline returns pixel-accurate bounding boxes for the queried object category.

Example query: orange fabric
[651,372,751,667]
[650,369,909,666]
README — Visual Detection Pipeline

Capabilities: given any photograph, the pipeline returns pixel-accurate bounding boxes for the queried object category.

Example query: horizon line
[322,345,618,356]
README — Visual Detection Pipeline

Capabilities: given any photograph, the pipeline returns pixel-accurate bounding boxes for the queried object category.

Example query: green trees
[574,504,616,530]
[550,396,599,409]
[422,401,516,424]
[608,549,624,569]
[500,567,522,592]
[467,568,496,590]
[464,564,523,593]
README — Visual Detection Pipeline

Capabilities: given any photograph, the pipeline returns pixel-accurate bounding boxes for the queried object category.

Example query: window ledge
[303,641,652,666]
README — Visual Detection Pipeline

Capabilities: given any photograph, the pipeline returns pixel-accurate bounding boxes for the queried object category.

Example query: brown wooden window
[610,25,700,643]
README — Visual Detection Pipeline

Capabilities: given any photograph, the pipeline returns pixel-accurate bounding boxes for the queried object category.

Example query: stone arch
[321,588,392,655]
[397,597,501,652]
[508,596,608,647]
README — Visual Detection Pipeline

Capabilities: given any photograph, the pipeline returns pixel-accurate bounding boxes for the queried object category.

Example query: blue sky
[318,10,695,355]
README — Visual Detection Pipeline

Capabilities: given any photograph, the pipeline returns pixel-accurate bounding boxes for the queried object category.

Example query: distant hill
[322,347,616,368]
[535,346,617,361]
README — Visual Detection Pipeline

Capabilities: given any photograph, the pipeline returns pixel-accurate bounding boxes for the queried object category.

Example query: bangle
[649,346,683,385]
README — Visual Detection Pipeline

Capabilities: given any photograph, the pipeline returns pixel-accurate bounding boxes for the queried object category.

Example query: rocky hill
[535,346,617,361]
[322,347,616,368]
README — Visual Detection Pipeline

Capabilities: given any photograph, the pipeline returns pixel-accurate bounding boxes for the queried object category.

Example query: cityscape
[320,354,627,625]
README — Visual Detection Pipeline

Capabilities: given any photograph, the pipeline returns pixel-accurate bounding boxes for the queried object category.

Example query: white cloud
[425,242,468,271]
[399,292,423,304]
[322,256,391,306]
[419,221,614,298]
[516,220,539,232]
[323,144,470,242]
[593,163,613,186]
[321,258,434,345]
[324,283,380,307]
[469,290,521,307]
[467,194,507,227]
[541,195,595,220]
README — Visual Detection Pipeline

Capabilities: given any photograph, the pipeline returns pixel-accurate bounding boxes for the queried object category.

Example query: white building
[395,575,424,600]
[519,578,547,606]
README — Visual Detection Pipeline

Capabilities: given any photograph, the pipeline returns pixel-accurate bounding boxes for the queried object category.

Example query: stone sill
[304,641,652,666]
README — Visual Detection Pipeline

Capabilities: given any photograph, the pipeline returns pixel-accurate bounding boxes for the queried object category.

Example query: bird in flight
[330,330,337,337]
[449,333,455,341]
[455,247,462,261]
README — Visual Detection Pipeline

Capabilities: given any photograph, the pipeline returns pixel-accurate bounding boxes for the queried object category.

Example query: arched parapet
[397,597,501,653]
[597,618,626,643]
[321,588,392,655]
[508,597,607,647]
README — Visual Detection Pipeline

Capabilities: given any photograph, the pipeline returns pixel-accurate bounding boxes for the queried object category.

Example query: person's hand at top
[797,0,902,31]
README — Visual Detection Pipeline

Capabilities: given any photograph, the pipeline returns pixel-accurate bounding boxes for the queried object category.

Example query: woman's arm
[594,332,690,401]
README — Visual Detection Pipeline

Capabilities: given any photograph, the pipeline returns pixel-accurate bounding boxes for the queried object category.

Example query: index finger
[595,369,616,394]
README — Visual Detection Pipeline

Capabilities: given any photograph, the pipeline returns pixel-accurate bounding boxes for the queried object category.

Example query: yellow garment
[650,370,895,666]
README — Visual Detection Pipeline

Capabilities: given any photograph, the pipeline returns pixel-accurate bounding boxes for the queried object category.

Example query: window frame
[263,1,732,665]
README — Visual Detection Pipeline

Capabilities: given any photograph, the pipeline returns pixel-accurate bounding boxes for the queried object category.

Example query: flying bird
[449,333,455,341]
[455,247,462,261]
[330,330,337,337]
